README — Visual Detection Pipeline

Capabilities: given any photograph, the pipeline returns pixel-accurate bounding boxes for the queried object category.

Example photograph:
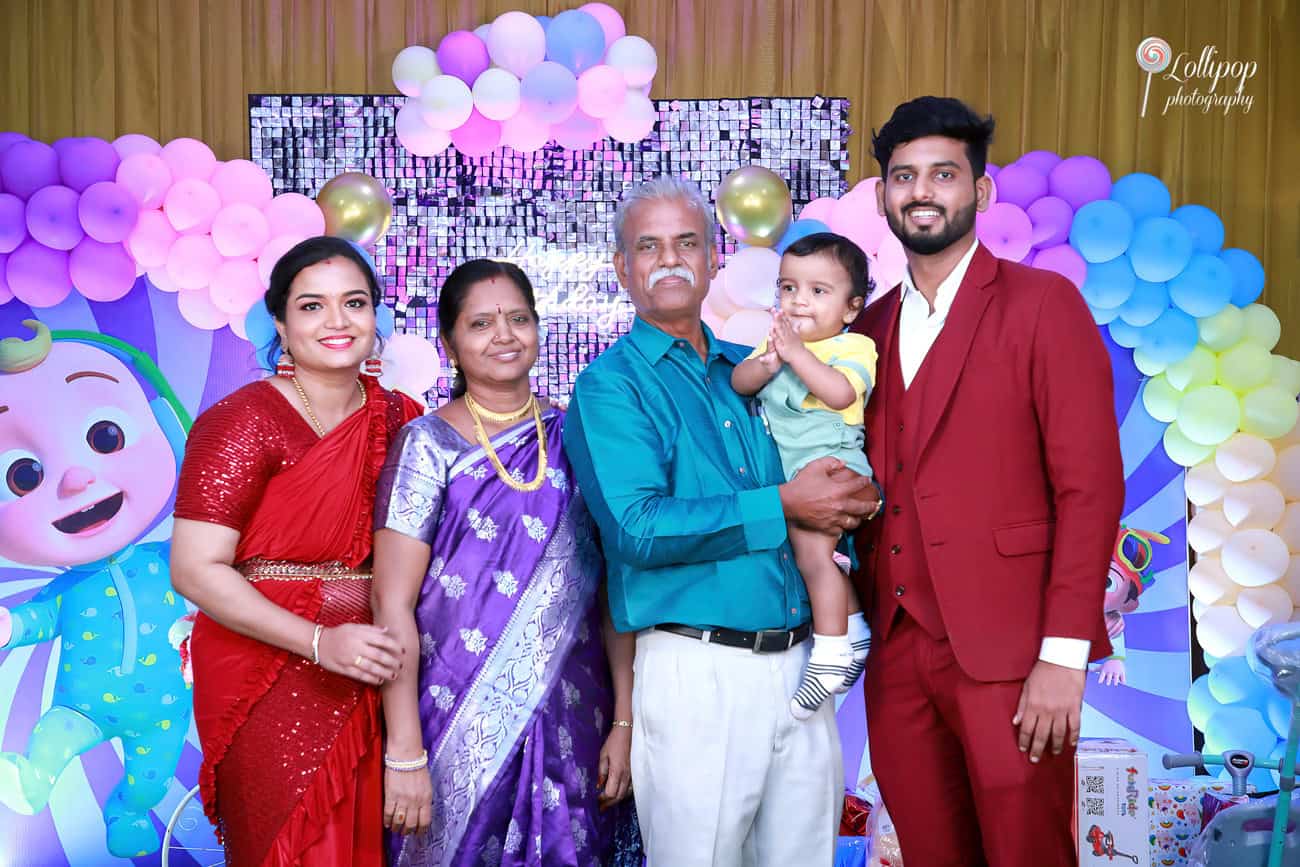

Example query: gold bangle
[310,624,324,665]
[611,719,633,728]
[385,750,429,772]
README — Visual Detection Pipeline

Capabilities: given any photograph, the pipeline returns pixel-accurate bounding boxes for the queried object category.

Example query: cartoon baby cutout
[1095,526,1170,687]
[0,320,192,858]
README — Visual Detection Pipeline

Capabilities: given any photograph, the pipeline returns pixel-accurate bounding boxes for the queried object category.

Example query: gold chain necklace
[291,376,366,437]
[463,393,535,425]
[464,393,547,492]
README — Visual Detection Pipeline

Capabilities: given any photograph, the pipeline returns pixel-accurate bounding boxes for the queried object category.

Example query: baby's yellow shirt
[748,332,879,426]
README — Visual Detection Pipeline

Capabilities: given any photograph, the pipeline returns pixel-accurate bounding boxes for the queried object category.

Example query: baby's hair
[782,232,875,299]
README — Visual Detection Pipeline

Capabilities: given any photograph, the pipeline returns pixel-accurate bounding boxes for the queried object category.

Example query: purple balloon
[0,132,29,157]
[1031,243,1088,289]
[1048,155,1112,210]
[985,162,1000,180]
[0,193,26,253]
[56,137,120,192]
[25,185,84,250]
[992,163,1047,209]
[975,202,1034,262]
[77,181,140,243]
[1016,150,1062,175]
[70,238,137,302]
[6,238,72,307]
[1,140,61,200]
[1026,196,1074,249]
[0,252,10,303]
[437,31,491,84]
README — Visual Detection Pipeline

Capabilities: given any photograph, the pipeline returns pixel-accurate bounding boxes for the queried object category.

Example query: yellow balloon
[316,172,393,248]
[1166,345,1216,391]
[714,166,792,247]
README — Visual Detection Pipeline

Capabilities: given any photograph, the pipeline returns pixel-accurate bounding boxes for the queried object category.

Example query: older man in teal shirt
[565,176,876,867]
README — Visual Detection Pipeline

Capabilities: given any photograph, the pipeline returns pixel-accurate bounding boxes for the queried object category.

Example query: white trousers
[630,629,843,867]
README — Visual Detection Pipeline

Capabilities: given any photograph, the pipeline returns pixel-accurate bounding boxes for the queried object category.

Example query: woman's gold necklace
[291,376,366,437]
[464,392,547,492]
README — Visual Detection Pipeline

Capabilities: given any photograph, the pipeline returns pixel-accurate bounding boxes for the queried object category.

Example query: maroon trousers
[864,613,1077,867]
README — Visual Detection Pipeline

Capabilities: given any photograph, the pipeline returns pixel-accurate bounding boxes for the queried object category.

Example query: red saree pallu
[180,377,420,867]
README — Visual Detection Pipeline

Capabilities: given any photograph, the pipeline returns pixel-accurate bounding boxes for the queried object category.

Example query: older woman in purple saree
[371,259,641,867]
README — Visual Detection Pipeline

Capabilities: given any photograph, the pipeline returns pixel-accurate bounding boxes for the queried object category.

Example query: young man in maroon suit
[850,97,1125,866]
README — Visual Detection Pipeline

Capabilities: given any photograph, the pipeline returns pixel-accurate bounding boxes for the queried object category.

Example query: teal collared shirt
[565,316,810,633]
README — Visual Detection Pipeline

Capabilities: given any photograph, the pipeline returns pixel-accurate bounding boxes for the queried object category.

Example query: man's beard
[885,199,978,255]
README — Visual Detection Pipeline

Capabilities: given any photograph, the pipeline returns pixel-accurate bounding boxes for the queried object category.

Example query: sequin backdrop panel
[248,94,852,405]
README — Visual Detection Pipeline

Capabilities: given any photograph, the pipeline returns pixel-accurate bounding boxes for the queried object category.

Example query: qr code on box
[1085,775,1105,795]
[1085,797,1105,817]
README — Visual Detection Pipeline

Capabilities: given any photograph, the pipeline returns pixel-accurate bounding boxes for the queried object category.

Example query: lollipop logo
[1136,37,1260,118]
[1136,36,1171,117]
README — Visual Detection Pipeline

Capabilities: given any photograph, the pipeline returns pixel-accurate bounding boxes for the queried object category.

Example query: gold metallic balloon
[714,166,793,247]
[316,172,393,248]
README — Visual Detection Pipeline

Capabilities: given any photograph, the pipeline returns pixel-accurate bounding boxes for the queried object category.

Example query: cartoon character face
[1104,562,1142,615]
[0,342,176,566]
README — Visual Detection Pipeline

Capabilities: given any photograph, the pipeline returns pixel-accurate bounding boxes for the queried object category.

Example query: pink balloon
[263,193,326,239]
[500,112,552,153]
[210,159,274,207]
[164,178,221,234]
[798,196,837,224]
[396,98,453,157]
[116,153,173,210]
[1031,243,1088,289]
[720,309,773,346]
[604,92,656,143]
[1,140,60,200]
[1026,195,1074,249]
[77,181,140,243]
[577,65,628,119]
[161,137,217,182]
[0,253,11,304]
[870,235,909,290]
[552,110,603,151]
[126,210,179,269]
[209,257,265,315]
[56,138,121,193]
[70,238,136,301]
[975,202,1034,262]
[829,193,888,255]
[258,234,304,286]
[176,288,230,330]
[166,234,222,290]
[228,308,249,340]
[112,134,162,159]
[6,240,72,307]
[25,185,84,250]
[437,31,491,84]
[0,193,26,253]
[211,203,271,258]
[146,266,178,293]
[579,3,627,48]
[450,110,502,158]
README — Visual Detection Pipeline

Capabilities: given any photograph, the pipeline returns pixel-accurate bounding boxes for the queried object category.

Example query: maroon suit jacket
[850,245,1125,682]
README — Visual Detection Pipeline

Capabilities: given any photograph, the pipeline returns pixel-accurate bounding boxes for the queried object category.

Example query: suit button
[890,544,901,555]
[891,505,901,516]
[897,423,904,432]
[895,461,903,472]
[865,543,875,553]
[894,585,906,597]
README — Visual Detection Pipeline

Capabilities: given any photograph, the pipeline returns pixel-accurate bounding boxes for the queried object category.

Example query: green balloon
[1241,385,1300,439]
[1142,374,1182,423]
[1216,341,1273,393]
[1167,345,1217,391]
[1269,356,1300,397]
[1176,385,1242,446]
[1199,305,1246,351]
[1134,347,1167,377]
[1164,422,1215,467]
[1241,304,1282,351]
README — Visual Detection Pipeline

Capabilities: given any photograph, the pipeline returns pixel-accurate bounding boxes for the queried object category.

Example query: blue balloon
[376,302,395,339]
[775,218,832,254]
[1070,199,1134,263]
[1205,705,1278,758]
[1187,673,1218,731]
[1172,204,1225,253]
[244,299,279,370]
[1265,689,1294,738]
[1139,307,1199,364]
[1221,247,1266,306]
[1110,172,1172,221]
[1108,318,1144,348]
[1208,655,1268,705]
[1118,279,1170,327]
[545,9,606,74]
[1080,254,1136,309]
[1129,217,1195,283]
[1205,651,1223,668]
[1091,304,1121,325]
[1168,252,1234,318]
[536,14,552,31]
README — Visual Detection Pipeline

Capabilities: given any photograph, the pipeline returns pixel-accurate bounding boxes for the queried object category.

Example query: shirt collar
[628,316,730,364]
[900,238,980,317]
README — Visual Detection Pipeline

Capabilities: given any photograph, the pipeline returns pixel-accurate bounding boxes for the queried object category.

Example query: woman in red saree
[171,236,421,866]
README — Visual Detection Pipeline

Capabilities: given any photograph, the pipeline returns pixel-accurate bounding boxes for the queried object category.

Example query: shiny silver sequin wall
[249,94,851,404]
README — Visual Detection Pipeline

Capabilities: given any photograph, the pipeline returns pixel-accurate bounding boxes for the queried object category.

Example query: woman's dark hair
[782,232,874,300]
[437,259,539,398]
[264,235,384,360]
[871,96,996,180]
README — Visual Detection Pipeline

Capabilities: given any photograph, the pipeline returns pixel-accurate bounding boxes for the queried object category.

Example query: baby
[731,232,879,719]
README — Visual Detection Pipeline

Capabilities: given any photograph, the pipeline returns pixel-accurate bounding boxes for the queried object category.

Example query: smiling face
[274,257,378,375]
[444,275,540,395]
[876,135,991,256]
[777,250,864,342]
[614,196,718,330]
[0,343,176,566]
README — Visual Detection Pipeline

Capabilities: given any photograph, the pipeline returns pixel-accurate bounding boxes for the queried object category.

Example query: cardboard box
[1147,777,1243,866]
[1075,738,1150,866]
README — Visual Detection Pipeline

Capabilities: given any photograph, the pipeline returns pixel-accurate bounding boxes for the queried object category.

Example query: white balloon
[1221,528,1290,587]
[605,35,658,87]
[474,23,492,43]
[706,270,740,318]
[1186,459,1231,507]
[1196,604,1257,658]
[1188,508,1233,554]
[1276,414,1300,446]
[419,75,475,130]
[1271,444,1300,500]
[1215,432,1276,482]
[700,304,724,335]
[486,12,546,78]
[720,309,773,347]
[1192,598,1208,621]
[722,247,781,310]
[395,98,451,157]
[472,68,522,121]
[1275,502,1300,553]
[1237,584,1295,629]
[1222,479,1286,529]
[604,90,656,143]
[392,45,440,98]
[1188,556,1239,606]
[380,333,442,399]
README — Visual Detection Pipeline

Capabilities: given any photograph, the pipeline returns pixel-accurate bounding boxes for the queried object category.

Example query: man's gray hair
[612,175,718,254]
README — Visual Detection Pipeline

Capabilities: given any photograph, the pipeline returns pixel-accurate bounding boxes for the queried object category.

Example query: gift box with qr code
[1075,738,1150,867]
[1147,777,1247,866]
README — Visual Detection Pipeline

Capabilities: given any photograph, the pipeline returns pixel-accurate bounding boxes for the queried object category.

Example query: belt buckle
[752,628,790,653]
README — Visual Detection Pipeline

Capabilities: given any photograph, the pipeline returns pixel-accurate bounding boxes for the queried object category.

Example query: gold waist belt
[238,558,372,583]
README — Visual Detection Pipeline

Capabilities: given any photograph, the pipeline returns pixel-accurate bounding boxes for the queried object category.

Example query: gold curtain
[3,0,1297,353]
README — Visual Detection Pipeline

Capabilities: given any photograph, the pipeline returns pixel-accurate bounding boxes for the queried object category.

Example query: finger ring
[354,655,364,667]
[395,812,405,822]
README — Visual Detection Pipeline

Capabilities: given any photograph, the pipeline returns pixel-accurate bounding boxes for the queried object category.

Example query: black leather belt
[654,621,812,653]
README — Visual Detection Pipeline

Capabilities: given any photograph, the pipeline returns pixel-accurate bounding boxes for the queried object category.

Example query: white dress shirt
[898,240,1091,671]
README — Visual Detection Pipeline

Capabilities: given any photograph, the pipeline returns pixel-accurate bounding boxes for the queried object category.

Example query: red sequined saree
[183,377,419,867]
